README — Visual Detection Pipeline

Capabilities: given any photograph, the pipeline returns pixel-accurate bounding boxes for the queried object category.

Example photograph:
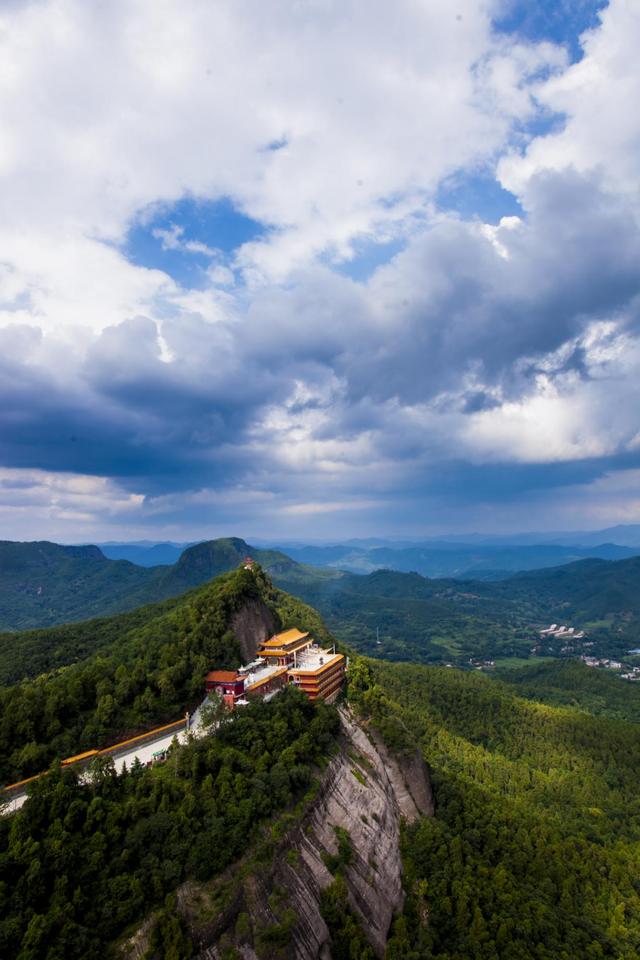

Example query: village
[534,623,640,681]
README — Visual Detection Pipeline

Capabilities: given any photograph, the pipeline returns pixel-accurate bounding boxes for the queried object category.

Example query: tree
[198,691,230,732]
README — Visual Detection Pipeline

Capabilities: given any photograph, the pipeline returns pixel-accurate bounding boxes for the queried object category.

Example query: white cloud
[499,0,640,205]
[1,0,640,536]
[0,0,561,294]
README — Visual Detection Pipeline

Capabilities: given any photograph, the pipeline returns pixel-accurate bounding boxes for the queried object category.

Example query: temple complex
[205,628,346,708]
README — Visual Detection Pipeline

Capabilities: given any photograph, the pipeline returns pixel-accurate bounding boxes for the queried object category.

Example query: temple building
[259,628,346,702]
[287,647,346,702]
[205,628,346,709]
[257,628,314,666]
[205,670,246,707]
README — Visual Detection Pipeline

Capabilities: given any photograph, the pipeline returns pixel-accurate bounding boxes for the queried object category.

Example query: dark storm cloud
[400,452,640,505]
[335,170,640,408]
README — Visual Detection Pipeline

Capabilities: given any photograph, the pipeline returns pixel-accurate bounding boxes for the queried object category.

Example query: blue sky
[1,0,639,542]
[494,0,607,59]
[125,196,265,288]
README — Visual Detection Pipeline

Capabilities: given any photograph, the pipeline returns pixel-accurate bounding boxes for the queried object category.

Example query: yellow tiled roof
[260,639,312,657]
[260,628,310,648]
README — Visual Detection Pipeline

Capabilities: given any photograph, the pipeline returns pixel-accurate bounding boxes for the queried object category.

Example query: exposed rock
[230,597,278,662]
[371,733,435,821]
[119,706,434,960]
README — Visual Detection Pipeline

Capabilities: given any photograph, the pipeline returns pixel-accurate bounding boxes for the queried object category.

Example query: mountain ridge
[0,537,341,632]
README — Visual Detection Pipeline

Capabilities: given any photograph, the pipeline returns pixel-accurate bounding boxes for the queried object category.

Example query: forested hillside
[0,538,338,631]
[0,564,329,785]
[4,539,640,669]
[0,688,340,960]
[277,557,640,663]
[350,659,640,959]
[497,658,640,723]
[5,631,640,957]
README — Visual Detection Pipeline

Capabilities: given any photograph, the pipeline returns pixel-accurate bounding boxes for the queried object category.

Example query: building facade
[204,628,346,709]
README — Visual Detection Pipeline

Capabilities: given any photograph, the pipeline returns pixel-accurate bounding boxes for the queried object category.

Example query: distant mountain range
[272,555,640,664]
[3,537,640,669]
[272,540,637,579]
[98,528,640,579]
[98,541,197,566]
[258,523,640,550]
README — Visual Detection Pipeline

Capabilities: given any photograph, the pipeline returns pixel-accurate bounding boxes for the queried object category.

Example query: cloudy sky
[1,0,639,542]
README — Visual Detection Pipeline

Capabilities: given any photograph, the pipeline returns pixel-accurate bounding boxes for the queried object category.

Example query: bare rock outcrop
[370,732,435,821]
[120,706,434,960]
[230,597,278,662]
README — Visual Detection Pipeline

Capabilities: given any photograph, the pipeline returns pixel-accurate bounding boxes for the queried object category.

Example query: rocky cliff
[230,596,278,662]
[120,705,433,960]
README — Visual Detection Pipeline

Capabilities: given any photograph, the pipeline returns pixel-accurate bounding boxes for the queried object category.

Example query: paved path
[3,700,209,815]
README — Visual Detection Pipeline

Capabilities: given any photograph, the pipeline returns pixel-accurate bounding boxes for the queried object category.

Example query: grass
[494,656,556,670]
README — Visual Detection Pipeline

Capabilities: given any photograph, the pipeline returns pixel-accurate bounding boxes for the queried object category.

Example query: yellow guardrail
[2,717,186,796]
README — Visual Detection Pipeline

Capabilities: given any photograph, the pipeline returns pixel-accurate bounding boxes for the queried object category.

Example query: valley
[3,538,640,681]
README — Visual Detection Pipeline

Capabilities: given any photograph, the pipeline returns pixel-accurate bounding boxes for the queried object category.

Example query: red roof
[206,670,241,683]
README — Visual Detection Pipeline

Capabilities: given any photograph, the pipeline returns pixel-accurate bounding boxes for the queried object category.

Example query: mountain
[496,658,640,723]
[355,658,640,960]
[275,555,640,664]
[0,537,341,631]
[0,562,334,785]
[3,567,640,959]
[276,539,638,578]
[0,540,164,629]
[1,561,433,960]
[4,537,640,668]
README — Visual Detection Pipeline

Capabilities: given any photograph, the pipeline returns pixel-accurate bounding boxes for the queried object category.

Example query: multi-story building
[205,628,346,709]
[257,628,346,703]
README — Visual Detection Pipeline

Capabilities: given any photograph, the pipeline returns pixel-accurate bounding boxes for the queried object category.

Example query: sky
[2,0,640,543]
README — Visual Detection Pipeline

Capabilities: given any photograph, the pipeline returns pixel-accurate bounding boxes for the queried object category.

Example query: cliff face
[121,706,433,960]
[230,596,278,662]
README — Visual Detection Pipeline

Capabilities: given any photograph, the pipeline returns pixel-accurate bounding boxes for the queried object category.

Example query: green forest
[0,688,340,959]
[5,538,640,670]
[3,562,640,958]
[0,565,328,786]
[0,538,336,632]
[278,557,640,664]
[349,659,640,959]
[497,658,640,723]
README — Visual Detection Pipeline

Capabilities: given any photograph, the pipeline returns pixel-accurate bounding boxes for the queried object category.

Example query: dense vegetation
[0,565,328,786]
[278,557,640,664]
[0,688,340,960]
[0,538,338,631]
[0,596,187,686]
[4,538,640,669]
[497,658,640,723]
[3,559,640,959]
[348,659,640,959]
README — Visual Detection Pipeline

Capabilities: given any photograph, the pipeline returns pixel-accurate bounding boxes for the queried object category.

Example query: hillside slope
[0,563,330,785]
[353,659,640,960]
[277,556,640,663]
[5,639,640,959]
[4,540,640,667]
[120,705,434,960]
[0,537,340,631]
